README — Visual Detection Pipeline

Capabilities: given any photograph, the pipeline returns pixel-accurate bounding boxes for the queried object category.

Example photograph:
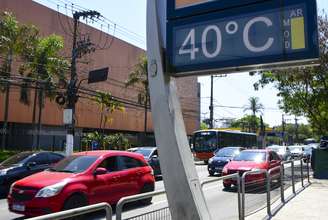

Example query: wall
[0,0,200,135]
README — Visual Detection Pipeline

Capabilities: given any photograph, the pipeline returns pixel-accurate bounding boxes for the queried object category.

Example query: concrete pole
[146,1,211,220]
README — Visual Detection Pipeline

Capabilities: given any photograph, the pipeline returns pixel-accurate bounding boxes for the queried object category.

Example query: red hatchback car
[7,151,155,217]
[222,149,281,189]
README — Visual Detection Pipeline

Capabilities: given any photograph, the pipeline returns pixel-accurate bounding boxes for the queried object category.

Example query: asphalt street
[0,161,304,220]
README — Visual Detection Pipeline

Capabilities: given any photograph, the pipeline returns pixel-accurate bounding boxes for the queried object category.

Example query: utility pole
[294,117,299,144]
[66,10,100,156]
[209,75,214,129]
[282,114,286,145]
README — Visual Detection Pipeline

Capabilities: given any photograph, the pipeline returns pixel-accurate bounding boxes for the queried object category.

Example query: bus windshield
[193,131,217,152]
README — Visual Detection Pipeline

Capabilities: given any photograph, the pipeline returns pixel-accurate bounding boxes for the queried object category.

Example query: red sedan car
[7,151,155,217]
[222,149,281,189]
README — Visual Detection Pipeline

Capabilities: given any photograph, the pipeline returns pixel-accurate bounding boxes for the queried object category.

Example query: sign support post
[147,1,211,220]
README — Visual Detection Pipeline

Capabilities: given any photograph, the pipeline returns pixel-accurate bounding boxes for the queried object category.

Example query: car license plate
[12,204,25,212]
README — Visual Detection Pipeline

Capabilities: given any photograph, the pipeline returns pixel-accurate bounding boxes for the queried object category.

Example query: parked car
[128,147,161,176]
[0,151,64,196]
[222,149,282,189]
[289,145,304,159]
[266,145,291,161]
[7,150,155,217]
[207,147,244,176]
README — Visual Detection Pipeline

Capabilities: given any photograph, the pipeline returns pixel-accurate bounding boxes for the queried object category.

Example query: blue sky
[34,0,327,127]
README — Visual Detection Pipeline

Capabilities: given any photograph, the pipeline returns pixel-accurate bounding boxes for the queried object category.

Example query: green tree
[243,97,264,132]
[125,54,149,135]
[0,12,39,150]
[272,123,315,144]
[19,34,69,149]
[253,15,328,136]
[230,115,262,132]
[200,122,209,130]
[92,91,125,130]
[82,132,130,151]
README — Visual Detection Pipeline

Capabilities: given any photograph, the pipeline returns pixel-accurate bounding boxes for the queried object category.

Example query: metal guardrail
[201,173,242,220]
[27,202,112,220]
[240,159,311,220]
[116,189,166,220]
[282,160,295,194]
[241,169,268,220]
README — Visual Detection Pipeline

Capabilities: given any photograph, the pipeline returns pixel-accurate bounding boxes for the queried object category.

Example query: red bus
[192,129,257,163]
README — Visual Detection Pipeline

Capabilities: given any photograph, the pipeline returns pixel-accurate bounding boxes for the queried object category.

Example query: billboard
[166,0,319,76]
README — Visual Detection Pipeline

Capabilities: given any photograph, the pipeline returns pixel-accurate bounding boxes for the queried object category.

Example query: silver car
[288,145,304,159]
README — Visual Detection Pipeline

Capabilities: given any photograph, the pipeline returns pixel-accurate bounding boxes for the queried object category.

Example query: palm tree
[19,34,69,149]
[92,91,124,130]
[0,12,38,150]
[243,97,264,133]
[125,55,149,136]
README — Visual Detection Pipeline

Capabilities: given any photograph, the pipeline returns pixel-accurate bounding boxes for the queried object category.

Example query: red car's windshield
[50,155,98,173]
[234,151,266,162]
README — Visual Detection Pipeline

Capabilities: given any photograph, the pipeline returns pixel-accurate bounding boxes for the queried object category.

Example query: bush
[0,151,17,163]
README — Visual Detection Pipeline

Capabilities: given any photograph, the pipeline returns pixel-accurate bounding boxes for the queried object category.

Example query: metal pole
[266,172,271,216]
[307,160,310,183]
[291,160,296,194]
[237,175,242,220]
[300,159,304,187]
[147,1,211,219]
[280,164,285,203]
[241,175,246,220]
[209,75,214,129]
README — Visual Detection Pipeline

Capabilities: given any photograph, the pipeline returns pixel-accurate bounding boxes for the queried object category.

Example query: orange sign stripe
[175,0,209,8]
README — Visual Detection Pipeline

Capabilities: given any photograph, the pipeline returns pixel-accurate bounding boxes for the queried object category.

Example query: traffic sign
[166,0,319,76]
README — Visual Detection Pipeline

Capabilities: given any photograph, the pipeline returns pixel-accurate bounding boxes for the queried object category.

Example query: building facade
[0,0,200,150]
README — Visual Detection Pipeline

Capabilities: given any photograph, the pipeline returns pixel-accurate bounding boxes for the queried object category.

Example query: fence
[26,159,311,220]
[27,202,112,220]
[240,159,311,220]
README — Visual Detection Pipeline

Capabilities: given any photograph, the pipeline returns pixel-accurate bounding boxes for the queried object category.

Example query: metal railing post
[116,189,166,220]
[291,160,296,194]
[237,175,242,220]
[266,172,271,217]
[200,173,241,220]
[307,159,311,183]
[280,164,285,203]
[241,173,246,220]
[300,159,304,187]
[240,169,267,220]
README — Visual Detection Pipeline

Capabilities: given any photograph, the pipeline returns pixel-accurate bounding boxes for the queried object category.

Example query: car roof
[73,150,145,161]
[242,149,270,153]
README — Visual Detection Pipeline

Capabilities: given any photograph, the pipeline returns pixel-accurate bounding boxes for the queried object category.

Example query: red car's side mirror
[94,167,107,175]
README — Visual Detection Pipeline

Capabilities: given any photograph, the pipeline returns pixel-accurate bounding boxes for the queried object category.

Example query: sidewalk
[248,178,328,220]
[270,178,328,220]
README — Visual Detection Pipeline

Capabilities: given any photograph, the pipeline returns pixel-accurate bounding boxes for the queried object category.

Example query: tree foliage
[125,54,148,105]
[254,15,328,136]
[230,115,262,132]
[243,97,264,116]
[92,91,125,128]
[82,132,130,151]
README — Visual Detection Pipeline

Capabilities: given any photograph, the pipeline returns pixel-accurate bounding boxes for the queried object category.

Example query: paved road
[0,161,305,220]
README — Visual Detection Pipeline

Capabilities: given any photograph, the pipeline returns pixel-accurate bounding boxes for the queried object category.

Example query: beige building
[0,0,200,149]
